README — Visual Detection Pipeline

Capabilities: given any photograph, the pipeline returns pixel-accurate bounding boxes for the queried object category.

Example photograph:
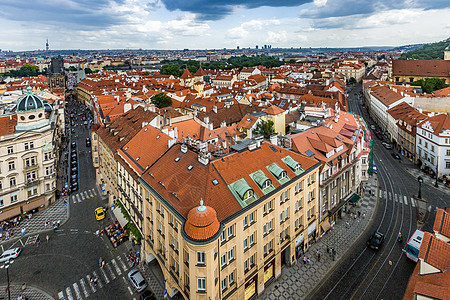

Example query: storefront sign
[245,275,257,300]
[308,222,317,235]
[295,233,304,247]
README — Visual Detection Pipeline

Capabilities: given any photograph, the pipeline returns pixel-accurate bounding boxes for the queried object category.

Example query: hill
[399,37,450,60]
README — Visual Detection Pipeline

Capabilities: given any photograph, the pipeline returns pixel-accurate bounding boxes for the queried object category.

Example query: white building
[416,113,450,177]
[0,87,61,221]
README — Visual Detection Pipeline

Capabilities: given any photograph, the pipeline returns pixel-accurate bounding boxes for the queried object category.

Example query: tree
[151,93,172,108]
[348,77,357,84]
[84,67,93,74]
[411,78,446,94]
[253,120,275,139]
[160,64,182,77]
[68,66,77,72]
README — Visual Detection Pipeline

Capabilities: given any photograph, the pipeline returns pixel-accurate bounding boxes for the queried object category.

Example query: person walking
[46,234,49,243]
[36,236,41,247]
[316,249,321,262]
[99,257,103,267]
[21,228,26,237]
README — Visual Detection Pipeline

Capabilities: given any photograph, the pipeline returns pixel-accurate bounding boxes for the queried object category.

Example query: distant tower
[46,39,49,51]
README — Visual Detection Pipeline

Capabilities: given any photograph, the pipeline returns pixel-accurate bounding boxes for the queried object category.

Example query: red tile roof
[184,205,221,241]
[263,105,285,115]
[418,113,450,137]
[0,115,17,135]
[433,208,450,239]
[418,232,450,272]
[393,60,450,77]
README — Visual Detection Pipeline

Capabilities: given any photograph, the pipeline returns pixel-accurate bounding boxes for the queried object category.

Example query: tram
[405,230,424,262]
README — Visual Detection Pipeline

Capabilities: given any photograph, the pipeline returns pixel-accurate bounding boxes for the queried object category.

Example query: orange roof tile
[433,208,450,239]
[418,232,450,272]
[263,105,285,115]
[0,115,17,135]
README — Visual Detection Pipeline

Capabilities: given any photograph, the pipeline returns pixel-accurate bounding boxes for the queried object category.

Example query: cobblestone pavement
[0,197,69,245]
[405,167,450,195]
[260,176,379,300]
[138,259,166,300]
[0,284,55,300]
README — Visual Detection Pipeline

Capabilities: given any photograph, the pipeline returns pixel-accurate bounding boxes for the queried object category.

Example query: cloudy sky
[1,0,450,51]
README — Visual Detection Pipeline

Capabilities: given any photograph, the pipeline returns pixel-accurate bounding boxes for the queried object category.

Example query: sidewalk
[261,175,379,300]
[0,283,55,300]
[405,166,450,196]
[0,197,69,245]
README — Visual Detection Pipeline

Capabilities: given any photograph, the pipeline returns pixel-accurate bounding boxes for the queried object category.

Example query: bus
[405,230,424,262]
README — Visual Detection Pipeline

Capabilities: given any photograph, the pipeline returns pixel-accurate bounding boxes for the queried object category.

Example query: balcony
[25,179,40,187]
[23,163,38,171]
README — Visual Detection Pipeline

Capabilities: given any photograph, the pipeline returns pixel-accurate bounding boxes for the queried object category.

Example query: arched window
[280,171,287,179]
[243,190,253,201]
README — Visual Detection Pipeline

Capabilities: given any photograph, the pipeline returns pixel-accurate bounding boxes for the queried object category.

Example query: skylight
[305,150,315,157]
[174,157,181,162]
[212,179,219,185]
[187,165,194,171]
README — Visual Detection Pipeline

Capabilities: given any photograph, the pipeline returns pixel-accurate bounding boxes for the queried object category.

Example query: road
[0,96,139,300]
[310,82,449,300]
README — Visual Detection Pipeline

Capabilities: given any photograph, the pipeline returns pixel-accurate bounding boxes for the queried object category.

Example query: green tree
[84,67,93,74]
[348,77,357,84]
[151,93,172,108]
[400,37,450,60]
[253,120,275,139]
[160,64,182,77]
[411,78,446,93]
[67,66,77,72]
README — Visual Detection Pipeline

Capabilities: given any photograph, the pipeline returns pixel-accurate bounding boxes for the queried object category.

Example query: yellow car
[95,207,105,221]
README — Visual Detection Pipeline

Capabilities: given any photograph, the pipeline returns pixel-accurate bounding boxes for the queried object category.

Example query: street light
[0,259,14,300]
[418,176,423,199]
[434,155,439,188]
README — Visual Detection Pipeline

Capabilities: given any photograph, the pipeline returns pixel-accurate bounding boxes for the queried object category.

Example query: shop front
[244,275,258,300]
[320,217,331,236]
[295,233,304,258]
[264,259,275,287]
[308,222,317,246]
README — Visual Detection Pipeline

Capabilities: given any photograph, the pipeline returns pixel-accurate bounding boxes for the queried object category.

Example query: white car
[128,269,147,292]
[0,248,21,263]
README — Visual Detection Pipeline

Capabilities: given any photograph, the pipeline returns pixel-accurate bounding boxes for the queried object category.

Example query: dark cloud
[161,0,313,20]
[0,0,125,29]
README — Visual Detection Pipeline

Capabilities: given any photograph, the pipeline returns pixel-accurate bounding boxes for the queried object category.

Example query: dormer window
[243,190,254,201]
[280,171,287,179]
[262,179,272,189]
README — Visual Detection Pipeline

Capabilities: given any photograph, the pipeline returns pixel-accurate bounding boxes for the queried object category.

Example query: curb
[0,283,56,300]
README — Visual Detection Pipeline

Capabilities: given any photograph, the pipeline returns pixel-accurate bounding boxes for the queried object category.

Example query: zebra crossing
[379,189,418,207]
[58,252,133,300]
[71,188,97,204]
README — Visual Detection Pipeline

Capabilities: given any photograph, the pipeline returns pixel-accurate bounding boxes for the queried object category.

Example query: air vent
[212,179,219,185]
[158,181,165,188]
[187,165,194,171]
[181,144,188,154]
[174,157,181,162]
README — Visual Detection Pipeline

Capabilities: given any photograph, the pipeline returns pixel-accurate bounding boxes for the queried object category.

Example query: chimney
[418,107,423,114]
[212,105,217,113]
[248,142,258,151]
[198,152,209,166]
[254,135,264,147]
[181,144,188,153]
[204,116,209,125]
[124,103,132,113]
[220,121,226,128]
[270,135,277,145]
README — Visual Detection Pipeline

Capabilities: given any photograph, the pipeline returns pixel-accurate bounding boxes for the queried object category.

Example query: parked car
[86,137,91,147]
[140,290,156,300]
[373,162,377,174]
[71,160,77,167]
[128,269,148,293]
[0,248,21,263]
[391,153,401,160]
[367,231,384,250]
[71,142,76,148]
[382,142,393,150]
[370,124,376,130]
[71,167,78,174]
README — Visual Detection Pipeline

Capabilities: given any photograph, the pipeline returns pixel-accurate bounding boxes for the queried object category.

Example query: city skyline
[1,0,450,51]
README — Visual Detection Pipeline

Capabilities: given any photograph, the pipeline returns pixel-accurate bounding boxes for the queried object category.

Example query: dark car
[367,231,384,250]
[391,153,401,160]
[86,137,91,147]
[140,290,156,300]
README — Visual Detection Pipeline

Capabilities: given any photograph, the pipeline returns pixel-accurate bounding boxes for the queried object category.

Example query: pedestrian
[316,249,321,262]
[326,245,330,255]
[21,228,26,237]
[36,236,41,247]
[101,260,105,268]
[332,248,336,261]
[303,256,307,265]
[99,257,103,267]
[307,258,310,266]
[358,211,361,218]
[46,234,49,243]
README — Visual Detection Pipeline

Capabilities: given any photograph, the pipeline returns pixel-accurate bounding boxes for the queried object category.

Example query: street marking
[0,245,3,253]
[411,198,416,207]
[379,190,383,198]
[76,194,81,202]
[128,286,133,295]
[428,205,432,212]
[384,191,387,199]
[111,258,122,275]
[389,192,392,201]
[93,270,103,288]
[84,191,88,199]
[70,229,78,232]
[92,189,97,196]
[79,278,89,298]
[25,234,39,245]
[86,275,96,293]
[404,196,408,205]
[100,266,110,284]
[394,194,398,202]
[89,190,93,198]
[117,255,127,271]
[65,287,74,300]
[106,263,116,280]
[73,196,77,204]
[58,291,64,299]
[72,282,82,300]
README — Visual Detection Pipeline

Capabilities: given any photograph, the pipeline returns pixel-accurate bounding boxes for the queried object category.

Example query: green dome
[16,86,44,113]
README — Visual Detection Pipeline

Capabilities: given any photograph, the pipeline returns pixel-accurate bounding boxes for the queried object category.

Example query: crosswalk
[58,252,134,300]
[71,188,97,204]
[379,189,418,207]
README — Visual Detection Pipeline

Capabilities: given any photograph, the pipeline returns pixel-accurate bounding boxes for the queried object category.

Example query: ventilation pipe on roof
[212,105,217,113]
[198,152,209,166]
[270,135,278,145]
[181,144,188,154]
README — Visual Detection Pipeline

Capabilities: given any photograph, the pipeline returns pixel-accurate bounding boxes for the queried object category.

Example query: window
[8,161,15,171]
[229,271,235,285]
[10,192,18,203]
[244,237,249,250]
[243,216,248,227]
[44,152,52,161]
[0,197,3,207]
[45,166,54,176]
[263,224,267,235]
[249,212,255,224]
[184,250,189,264]
[268,220,273,232]
[196,251,205,265]
[243,190,253,201]
[446,161,450,169]
[447,149,450,156]
[221,277,227,291]
[27,186,38,197]
[228,248,234,261]
[263,203,267,215]
[249,254,255,267]
[249,233,255,246]
[7,146,13,154]
[268,200,273,211]
[227,225,234,238]
[221,231,226,243]
[25,157,36,167]
[197,277,206,291]
[10,177,16,187]
[221,254,227,267]
[24,142,34,150]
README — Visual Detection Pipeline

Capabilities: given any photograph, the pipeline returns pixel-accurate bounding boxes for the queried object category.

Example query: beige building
[139,141,320,299]
[0,87,59,221]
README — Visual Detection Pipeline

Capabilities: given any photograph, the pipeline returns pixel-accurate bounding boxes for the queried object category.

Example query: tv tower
[46,38,49,51]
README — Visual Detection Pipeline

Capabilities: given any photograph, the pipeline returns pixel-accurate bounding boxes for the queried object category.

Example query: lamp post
[0,259,14,300]
[418,176,423,199]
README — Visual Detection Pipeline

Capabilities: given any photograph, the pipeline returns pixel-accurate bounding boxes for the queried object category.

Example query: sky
[1,0,450,51]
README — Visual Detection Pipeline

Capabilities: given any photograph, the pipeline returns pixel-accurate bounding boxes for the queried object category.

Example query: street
[310,82,449,299]
[0,96,140,300]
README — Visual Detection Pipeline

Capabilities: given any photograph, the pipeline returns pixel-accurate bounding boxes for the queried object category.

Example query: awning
[22,197,46,212]
[0,207,22,222]
[350,193,360,204]
[321,219,331,233]
[112,207,129,227]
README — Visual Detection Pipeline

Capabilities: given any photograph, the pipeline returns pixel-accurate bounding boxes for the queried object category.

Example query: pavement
[261,175,379,300]
[0,283,55,300]
[0,197,69,246]
[405,166,450,196]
